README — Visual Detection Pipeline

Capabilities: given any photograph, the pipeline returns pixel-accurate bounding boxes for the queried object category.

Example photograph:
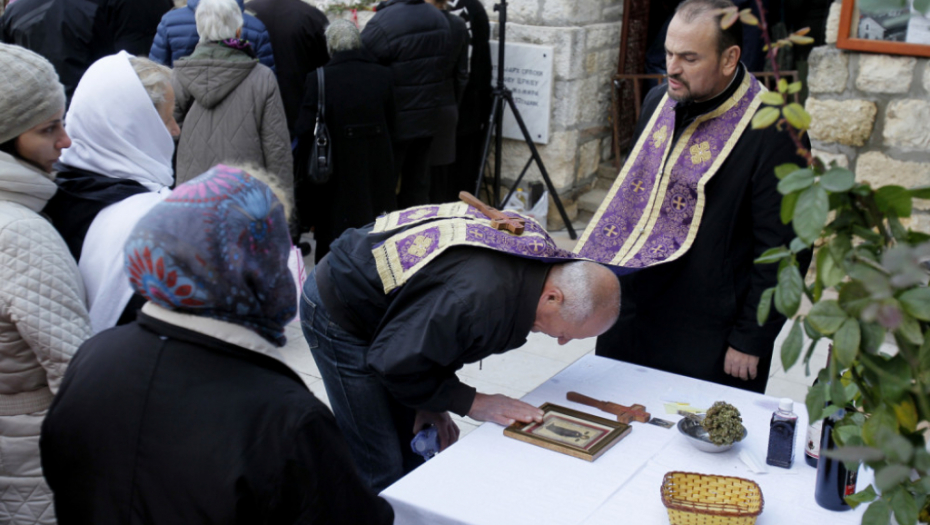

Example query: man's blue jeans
[300,269,422,492]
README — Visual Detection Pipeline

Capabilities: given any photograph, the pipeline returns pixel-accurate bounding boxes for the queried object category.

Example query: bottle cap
[779,398,793,411]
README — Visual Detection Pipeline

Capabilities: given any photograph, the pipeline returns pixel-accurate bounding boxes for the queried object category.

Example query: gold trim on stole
[372,202,474,233]
[573,92,674,251]
[616,74,762,265]
[373,218,553,293]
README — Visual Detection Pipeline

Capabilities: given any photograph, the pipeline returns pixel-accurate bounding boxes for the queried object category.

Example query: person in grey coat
[173,0,292,199]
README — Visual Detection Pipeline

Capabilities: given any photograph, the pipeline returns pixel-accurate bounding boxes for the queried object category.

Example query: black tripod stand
[474,0,577,239]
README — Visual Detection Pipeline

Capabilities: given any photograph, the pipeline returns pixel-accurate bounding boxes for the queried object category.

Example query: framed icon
[504,403,632,461]
[837,0,930,57]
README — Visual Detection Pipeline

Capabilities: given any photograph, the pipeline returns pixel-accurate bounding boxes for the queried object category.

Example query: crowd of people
[0,0,497,522]
[0,0,812,522]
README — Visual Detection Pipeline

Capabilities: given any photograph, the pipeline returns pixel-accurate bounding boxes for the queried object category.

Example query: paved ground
[282,227,817,439]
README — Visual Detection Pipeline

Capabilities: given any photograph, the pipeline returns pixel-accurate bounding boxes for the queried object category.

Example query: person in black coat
[295,20,397,263]
[426,0,469,203]
[445,0,492,200]
[1,0,173,103]
[245,0,330,137]
[362,0,449,208]
[40,165,394,525]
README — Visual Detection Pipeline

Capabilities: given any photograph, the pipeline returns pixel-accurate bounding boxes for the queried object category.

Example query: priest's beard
[667,75,692,104]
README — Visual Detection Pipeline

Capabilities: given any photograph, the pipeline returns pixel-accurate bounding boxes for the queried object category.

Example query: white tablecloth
[381,355,871,524]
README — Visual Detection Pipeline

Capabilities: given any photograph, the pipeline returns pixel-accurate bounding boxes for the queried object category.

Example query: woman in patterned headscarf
[40,165,394,524]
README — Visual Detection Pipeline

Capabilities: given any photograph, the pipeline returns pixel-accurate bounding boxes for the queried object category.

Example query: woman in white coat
[0,43,93,525]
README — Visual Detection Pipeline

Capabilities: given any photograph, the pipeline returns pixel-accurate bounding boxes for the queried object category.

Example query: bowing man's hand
[413,410,460,451]
[723,347,760,381]
[467,393,545,426]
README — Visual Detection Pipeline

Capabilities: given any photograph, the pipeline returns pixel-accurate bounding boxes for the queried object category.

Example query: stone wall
[807,1,930,231]
[483,0,622,204]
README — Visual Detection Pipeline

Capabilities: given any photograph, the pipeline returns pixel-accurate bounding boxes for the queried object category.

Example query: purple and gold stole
[370,203,581,293]
[573,73,763,267]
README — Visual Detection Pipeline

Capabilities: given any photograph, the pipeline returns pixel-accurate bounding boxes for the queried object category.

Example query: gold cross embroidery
[603,225,619,237]
[690,142,711,165]
[529,239,544,252]
[405,208,431,221]
[407,235,433,257]
[651,125,668,149]
[672,196,687,210]
[631,180,645,193]
[473,229,484,239]
[651,245,664,254]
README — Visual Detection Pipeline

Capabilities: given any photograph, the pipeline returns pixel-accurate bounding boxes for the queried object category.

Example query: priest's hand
[468,393,544,426]
[723,347,759,381]
[414,410,460,451]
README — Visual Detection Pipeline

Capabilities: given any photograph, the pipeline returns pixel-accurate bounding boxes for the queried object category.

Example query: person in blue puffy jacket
[149,0,275,71]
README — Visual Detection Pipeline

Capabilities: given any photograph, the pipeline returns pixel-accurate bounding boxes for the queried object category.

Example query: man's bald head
[532,261,620,345]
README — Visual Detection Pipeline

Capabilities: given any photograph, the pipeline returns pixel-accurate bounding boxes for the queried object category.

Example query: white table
[381,355,871,524]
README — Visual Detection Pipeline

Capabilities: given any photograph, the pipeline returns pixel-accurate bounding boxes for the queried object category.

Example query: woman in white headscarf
[0,42,92,525]
[44,52,181,333]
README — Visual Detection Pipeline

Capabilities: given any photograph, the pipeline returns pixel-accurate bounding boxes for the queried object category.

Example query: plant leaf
[892,398,918,433]
[861,499,891,525]
[876,465,912,492]
[820,167,856,193]
[875,185,913,218]
[775,163,801,180]
[911,184,930,199]
[898,287,930,321]
[897,312,925,346]
[720,7,739,29]
[861,321,886,354]
[755,246,792,264]
[807,300,848,335]
[775,265,804,317]
[846,485,878,509]
[738,7,759,25]
[834,318,861,367]
[787,81,803,94]
[778,78,788,93]
[891,488,918,525]
[862,406,898,446]
[790,237,808,253]
[817,247,845,288]
[783,102,812,129]
[781,191,799,225]
[806,382,827,422]
[788,34,815,45]
[760,91,784,106]
[757,287,775,326]
[752,106,781,129]
[781,319,803,370]
[793,185,829,244]
[823,446,885,463]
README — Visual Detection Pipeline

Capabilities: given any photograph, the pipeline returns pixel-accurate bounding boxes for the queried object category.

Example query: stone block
[807,46,848,93]
[500,130,579,191]
[884,99,930,152]
[577,139,600,179]
[547,195,579,231]
[602,4,623,22]
[586,23,621,50]
[826,1,841,44]
[507,25,586,81]
[806,98,877,147]
[901,212,930,234]
[551,79,582,128]
[855,55,916,94]
[856,152,930,210]
[811,149,849,168]
[924,62,930,93]
[601,136,613,162]
[484,0,539,24]
[541,0,601,25]
[578,76,605,124]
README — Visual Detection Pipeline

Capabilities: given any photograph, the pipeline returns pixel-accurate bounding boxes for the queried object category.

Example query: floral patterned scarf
[124,165,296,345]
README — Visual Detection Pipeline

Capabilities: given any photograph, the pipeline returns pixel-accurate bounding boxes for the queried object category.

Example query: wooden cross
[566,391,651,424]
[459,191,525,235]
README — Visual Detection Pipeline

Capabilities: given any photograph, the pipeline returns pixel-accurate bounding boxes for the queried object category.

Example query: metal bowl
[677,417,747,453]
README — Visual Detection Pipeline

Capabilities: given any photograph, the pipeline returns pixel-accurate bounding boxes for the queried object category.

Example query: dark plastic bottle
[766,398,798,468]
[814,409,858,511]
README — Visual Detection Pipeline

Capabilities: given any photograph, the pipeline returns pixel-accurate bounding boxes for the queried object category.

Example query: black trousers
[394,137,434,209]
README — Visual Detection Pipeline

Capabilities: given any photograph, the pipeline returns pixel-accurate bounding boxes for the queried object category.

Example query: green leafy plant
[723,1,930,523]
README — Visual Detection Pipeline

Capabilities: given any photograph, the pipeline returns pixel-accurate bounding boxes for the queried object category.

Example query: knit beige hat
[0,43,66,145]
